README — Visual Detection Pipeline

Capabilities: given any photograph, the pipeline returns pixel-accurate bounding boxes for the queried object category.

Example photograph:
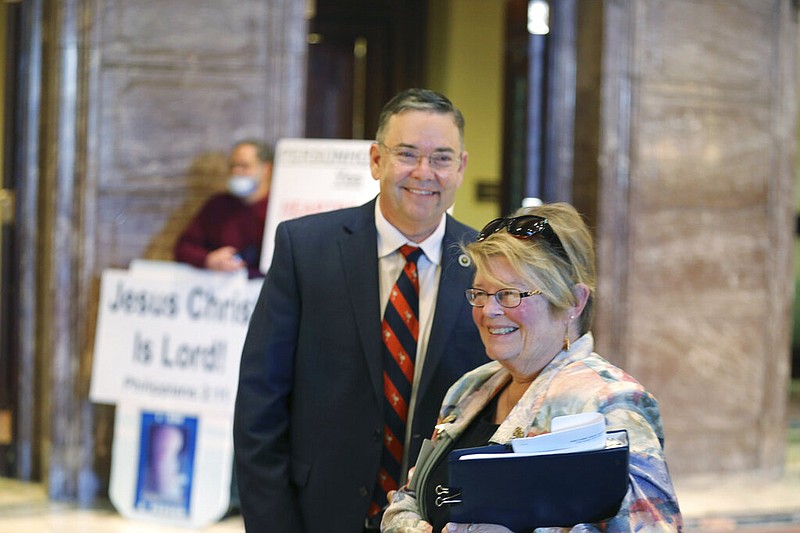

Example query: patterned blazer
[382,332,683,532]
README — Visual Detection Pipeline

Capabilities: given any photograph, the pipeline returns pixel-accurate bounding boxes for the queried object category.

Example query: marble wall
[17,0,308,499]
[88,0,307,269]
[594,0,796,476]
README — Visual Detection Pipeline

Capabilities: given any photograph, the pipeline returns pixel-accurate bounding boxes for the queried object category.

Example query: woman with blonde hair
[382,203,682,533]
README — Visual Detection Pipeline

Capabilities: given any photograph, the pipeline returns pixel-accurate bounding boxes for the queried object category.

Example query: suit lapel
[339,201,384,403]
[338,206,478,406]
[416,218,476,401]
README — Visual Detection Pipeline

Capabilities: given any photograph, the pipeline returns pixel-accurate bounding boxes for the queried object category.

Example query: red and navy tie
[370,244,423,517]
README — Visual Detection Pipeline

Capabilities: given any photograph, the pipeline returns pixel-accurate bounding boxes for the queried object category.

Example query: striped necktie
[370,244,423,517]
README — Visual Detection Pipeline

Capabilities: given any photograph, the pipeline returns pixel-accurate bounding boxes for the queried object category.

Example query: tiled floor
[1,470,799,532]
[2,447,799,533]
[0,480,244,532]
[676,388,800,533]
[0,388,798,532]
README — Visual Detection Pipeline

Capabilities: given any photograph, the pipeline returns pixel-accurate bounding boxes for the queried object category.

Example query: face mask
[227,175,258,198]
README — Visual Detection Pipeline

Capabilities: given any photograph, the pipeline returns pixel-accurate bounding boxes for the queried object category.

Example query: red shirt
[173,193,268,278]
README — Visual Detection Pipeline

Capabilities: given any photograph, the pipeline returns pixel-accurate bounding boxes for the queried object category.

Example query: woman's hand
[386,465,417,504]
[444,523,514,533]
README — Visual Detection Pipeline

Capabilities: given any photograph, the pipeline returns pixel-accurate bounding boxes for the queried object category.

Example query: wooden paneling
[306,0,427,139]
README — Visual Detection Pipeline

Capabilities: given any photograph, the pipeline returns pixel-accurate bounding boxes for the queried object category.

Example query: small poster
[134,412,198,518]
[109,403,232,528]
[260,138,380,272]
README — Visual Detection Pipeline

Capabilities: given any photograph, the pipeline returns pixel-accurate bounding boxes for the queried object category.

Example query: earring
[562,315,574,352]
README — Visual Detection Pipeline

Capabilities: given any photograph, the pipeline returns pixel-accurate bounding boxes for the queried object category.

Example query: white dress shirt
[374,199,445,481]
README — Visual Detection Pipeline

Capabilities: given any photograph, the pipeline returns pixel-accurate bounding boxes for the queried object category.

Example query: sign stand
[91,261,261,527]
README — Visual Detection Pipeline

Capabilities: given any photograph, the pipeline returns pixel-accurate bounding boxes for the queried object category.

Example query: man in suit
[233,89,488,533]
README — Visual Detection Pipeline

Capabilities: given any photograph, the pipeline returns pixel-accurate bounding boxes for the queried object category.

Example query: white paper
[460,412,606,460]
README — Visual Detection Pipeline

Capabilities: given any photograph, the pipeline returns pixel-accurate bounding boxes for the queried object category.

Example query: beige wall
[426,0,504,230]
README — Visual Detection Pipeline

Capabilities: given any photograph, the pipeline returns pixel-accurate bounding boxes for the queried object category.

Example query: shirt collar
[375,199,445,265]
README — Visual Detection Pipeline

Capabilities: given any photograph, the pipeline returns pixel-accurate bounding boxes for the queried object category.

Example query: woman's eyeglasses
[465,287,542,308]
[477,215,569,262]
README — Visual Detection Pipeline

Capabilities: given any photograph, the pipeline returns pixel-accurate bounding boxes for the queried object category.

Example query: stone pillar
[21,0,308,501]
[593,0,795,477]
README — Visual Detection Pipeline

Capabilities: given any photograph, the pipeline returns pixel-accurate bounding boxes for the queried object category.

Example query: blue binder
[436,429,629,532]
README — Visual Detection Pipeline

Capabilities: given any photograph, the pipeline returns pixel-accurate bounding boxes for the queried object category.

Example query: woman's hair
[463,202,596,335]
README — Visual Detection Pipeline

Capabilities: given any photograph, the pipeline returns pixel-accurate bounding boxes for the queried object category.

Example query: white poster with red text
[259,138,380,273]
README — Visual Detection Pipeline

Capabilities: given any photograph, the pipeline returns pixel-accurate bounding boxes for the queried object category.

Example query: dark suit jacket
[233,199,488,533]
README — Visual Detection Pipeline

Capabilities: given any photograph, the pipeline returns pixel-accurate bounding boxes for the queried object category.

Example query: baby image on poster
[134,411,198,517]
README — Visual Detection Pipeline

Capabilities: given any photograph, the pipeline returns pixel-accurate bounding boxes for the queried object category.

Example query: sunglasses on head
[477,215,570,262]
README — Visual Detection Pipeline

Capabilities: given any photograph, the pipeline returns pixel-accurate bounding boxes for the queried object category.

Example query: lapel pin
[458,254,471,268]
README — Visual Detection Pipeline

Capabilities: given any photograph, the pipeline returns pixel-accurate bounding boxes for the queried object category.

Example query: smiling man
[370,107,466,242]
[233,89,489,533]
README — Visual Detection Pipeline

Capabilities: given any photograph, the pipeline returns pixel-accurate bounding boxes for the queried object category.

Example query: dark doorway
[500,0,580,215]
[0,0,21,477]
[305,0,427,140]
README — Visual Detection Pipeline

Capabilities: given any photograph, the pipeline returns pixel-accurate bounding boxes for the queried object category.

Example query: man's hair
[234,139,274,163]
[375,88,465,145]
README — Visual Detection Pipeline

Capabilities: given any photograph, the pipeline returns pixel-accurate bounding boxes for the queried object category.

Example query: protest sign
[91,261,260,527]
[90,262,261,415]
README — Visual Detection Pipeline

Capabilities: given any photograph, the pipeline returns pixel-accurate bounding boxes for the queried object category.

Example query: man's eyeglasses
[379,143,460,171]
[477,215,569,262]
[465,287,542,308]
